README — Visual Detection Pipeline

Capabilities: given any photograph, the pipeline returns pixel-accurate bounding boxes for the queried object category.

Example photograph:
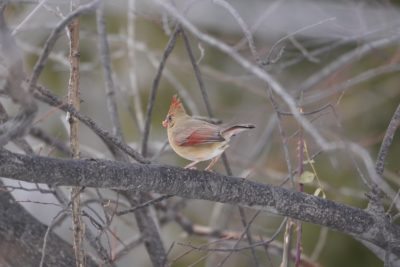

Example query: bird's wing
[174,122,225,146]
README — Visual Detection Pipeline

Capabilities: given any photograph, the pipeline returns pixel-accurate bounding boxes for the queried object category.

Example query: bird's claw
[184,166,197,170]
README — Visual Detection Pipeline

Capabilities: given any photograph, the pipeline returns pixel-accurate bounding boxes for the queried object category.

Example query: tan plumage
[162,95,255,170]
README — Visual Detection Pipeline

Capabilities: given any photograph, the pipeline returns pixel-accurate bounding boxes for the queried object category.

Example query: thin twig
[304,64,400,105]
[289,36,319,63]
[127,0,145,133]
[29,127,72,156]
[212,0,259,61]
[239,208,260,267]
[34,85,149,163]
[281,219,294,267]
[12,0,48,35]
[141,25,181,157]
[277,21,400,70]
[263,17,336,65]
[267,89,294,187]
[374,103,400,212]
[0,6,37,146]
[375,103,400,176]
[97,2,124,140]
[0,102,34,154]
[233,0,283,51]
[295,115,304,267]
[310,227,328,261]
[39,209,69,267]
[27,0,100,93]
[116,194,174,216]
[297,33,400,93]
[180,27,213,116]
[217,210,261,266]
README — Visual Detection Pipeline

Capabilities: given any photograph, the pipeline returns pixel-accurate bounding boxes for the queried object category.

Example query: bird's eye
[167,115,173,122]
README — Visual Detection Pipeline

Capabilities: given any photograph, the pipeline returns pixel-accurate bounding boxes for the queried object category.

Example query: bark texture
[0,149,398,259]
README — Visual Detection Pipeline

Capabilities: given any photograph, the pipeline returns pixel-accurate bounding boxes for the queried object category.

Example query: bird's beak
[162,119,168,128]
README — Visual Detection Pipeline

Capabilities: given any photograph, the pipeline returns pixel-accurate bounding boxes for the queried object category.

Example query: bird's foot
[185,166,197,170]
[184,161,200,170]
[204,156,221,172]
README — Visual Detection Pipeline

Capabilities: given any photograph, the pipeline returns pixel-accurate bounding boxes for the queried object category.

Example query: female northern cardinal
[162,95,255,171]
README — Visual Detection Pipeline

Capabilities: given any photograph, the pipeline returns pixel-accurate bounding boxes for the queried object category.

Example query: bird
[162,95,255,171]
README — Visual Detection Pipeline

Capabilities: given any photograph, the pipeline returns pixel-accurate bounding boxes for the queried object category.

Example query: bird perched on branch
[162,95,255,171]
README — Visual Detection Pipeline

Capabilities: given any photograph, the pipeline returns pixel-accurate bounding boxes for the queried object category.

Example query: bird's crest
[168,95,185,115]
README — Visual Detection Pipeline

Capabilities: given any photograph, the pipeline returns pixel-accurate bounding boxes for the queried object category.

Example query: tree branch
[0,149,399,258]
[33,85,149,163]
[376,103,400,176]
[141,25,180,157]
[27,0,100,93]
[0,4,37,147]
[0,182,97,267]
[96,3,168,265]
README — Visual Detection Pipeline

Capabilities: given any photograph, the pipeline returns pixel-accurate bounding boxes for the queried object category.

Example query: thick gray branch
[0,149,399,258]
[0,182,97,267]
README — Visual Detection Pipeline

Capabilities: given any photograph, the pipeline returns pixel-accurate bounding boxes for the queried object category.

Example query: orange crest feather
[168,95,184,114]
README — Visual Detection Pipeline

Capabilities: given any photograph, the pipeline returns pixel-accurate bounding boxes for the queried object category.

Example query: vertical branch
[96,3,168,266]
[67,5,85,266]
[180,27,241,267]
[0,5,37,147]
[238,208,260,267]
[127,0,145,133]
[295,108,304,267]
[281,220,294,267]
[372,103,400,211]
[216,211,261,267]
[376,104,400,176]
[26,0,100,93]
[180,27,233,175]
[180,28,213,116]
[96,1,123,139]
[141,26,180,157]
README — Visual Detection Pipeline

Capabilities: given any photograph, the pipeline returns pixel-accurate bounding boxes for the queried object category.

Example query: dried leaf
[314,188,326,199]
[297,171,315,184]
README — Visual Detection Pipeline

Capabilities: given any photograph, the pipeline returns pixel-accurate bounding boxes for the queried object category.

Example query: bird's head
[162,95,187,128]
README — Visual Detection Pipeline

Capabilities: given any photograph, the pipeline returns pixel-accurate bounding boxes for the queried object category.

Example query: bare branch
[297,33,400,93]
[127,0,145,133]
[305,64,400,105]
[375,103,400,177]
[96,3,123,140]
[29,127,72,156]
[141,25,180,157]
[96,4,168,265]
[0,5,37,146]
[27,0,100,93]
[66,6,85,266]
[0,181,97,267]
[0,149,399,258]
[212,0,259,61]
[34,85,149,163]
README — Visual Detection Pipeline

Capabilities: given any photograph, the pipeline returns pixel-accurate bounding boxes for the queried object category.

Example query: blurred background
[2,0,400,266]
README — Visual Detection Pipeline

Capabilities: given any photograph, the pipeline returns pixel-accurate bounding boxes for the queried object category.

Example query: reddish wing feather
[175,126,225,146]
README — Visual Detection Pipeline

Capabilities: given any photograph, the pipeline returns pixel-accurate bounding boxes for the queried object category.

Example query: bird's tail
[221,124,255,139]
